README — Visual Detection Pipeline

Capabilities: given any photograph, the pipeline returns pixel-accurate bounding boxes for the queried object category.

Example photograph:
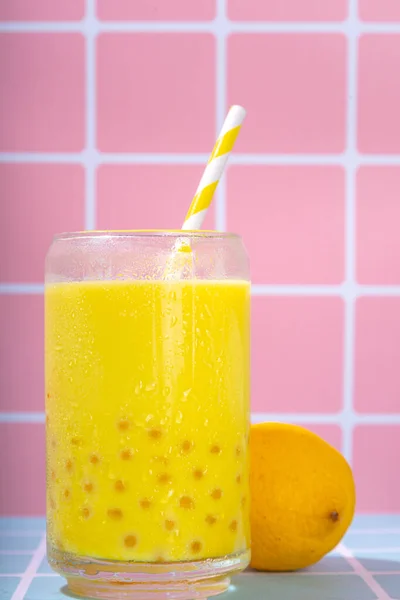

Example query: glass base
[48,544,250,600]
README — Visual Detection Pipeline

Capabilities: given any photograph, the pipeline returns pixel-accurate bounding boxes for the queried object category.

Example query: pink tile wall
[1,0,399,515]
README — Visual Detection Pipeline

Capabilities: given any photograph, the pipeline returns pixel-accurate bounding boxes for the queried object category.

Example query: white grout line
[340,0,358,464]
[214,0,227,232]
[251,284,345,296]
[84,0,96,230]
[3,152,400,165]
[0,284,44,295]
[2,19,400,34]
[10,535,46,600]
[2,411,400,425]
[6,282,400,297]
[338,543,392,600]
[0,413,45,423]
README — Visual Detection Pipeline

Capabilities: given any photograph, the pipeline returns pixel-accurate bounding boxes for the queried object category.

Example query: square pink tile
[0,295,44,413]
[0,34,85,152]
[356,167,400,284]
[353,426,400,512]
[228,0,347,21]
[0,164,85,283]
[355,298,400,414]
[0,423,45,515]
[251,296,344,413]
[358,35,400,153]
[227,166,345,284]
[97,0,215,21]
[97,34,215,152]
[0,0,84,20]
[359,0,400,21]
[301,424,343,452]
[97,165,216,230]
[227,34,346,153]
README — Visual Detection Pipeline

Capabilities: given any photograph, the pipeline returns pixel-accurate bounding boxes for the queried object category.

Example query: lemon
[250,423,356,571]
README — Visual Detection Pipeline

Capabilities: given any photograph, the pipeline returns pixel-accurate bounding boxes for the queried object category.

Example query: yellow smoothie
[45,279,250,563]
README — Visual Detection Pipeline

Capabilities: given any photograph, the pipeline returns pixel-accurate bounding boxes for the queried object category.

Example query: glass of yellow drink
[45,230,250,599]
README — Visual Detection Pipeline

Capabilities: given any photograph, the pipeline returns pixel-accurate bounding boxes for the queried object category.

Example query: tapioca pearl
[157,473,172,484]
[82,507,91,520]
[117,418,131,432]
[230,520,238,532]
[71,436,82,446]
[210,444,221,455]
[205,514,217,526]
[65,459,73,473]
[114,480,127,493]
[83,482,94,493]
[148,428,162,440]
[120,448,134,461]
[107,508,123,520]
[179,496,195,509]
[181,440,193,453]
[63,489,71,500]
[165,519,175,531]
[140,498,152,510]
[124,535,137,548]
[211,488,222,500]
[89,453,100,465]
[193,468,204,480]
[190,540,202,555]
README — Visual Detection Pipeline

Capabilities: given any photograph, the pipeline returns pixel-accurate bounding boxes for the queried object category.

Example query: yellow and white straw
[182,105,247,230]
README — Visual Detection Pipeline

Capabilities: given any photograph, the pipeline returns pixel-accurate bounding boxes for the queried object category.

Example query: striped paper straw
[182,105,247,230]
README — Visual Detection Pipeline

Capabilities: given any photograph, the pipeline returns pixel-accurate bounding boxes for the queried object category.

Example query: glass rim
[53,229,241,241]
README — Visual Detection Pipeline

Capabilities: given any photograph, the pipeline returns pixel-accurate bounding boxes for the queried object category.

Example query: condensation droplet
[182,388,192,402]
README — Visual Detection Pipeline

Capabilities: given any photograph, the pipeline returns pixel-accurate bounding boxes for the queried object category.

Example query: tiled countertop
[1,515,399,600]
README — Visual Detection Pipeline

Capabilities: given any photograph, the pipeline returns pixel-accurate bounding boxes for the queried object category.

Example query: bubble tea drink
[45,105,250,599]
[45,231,250,599]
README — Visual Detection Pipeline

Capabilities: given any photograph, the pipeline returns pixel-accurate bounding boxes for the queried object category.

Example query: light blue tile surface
[351,514,400,529]
[0,519,45,532]
[303,555,354,573]
[228,574,377,600]
[374,575,400,599]
[0,516,399,599]
[25,576,65,600]
[344,531,400,549]
[0,555,31,575]
[0,536,42,552]
[359,556,400,572]
[0,577,20,600]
